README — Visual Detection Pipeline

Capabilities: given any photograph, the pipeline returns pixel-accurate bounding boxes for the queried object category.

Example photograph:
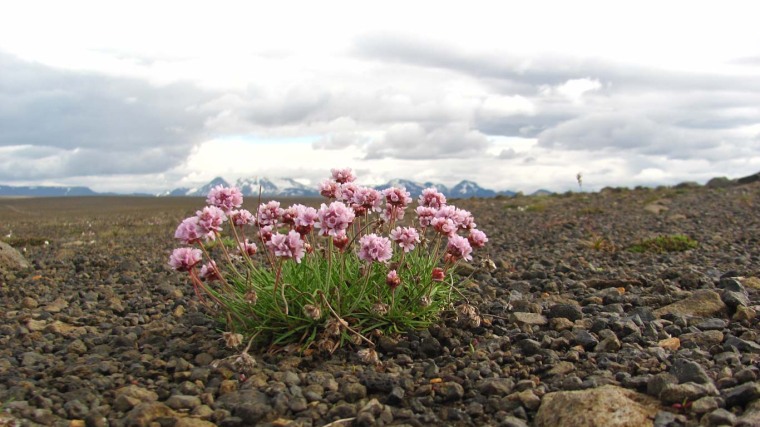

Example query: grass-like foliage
[169,168,488,355]
[628,234,698,253]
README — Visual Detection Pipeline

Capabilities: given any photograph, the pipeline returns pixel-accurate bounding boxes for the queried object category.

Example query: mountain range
[161,176,517,199]
[0,177,520,198]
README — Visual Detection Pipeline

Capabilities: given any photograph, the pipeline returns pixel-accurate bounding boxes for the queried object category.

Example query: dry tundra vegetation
[1,179,760,427]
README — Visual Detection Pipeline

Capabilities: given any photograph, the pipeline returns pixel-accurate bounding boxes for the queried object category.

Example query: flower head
[257,201,283,227]
[455,208,476,230]
[352,186,383,213]
[386,270,401,290]
[416,206,437,228]
[206,185,243,212]
[358,233,393,263]
[431,206,458,236]
[382,205,406,222]
[331,167,356,184]
[382,187,412,207]
[390,226,420,253]
[319,180,340,199]
[431,267,445,282]
[266,230,306,263]
[174,216,202,244]
[446,235,473,261]
[468,229,488,248]
[169,247,202,272]
[418,188,447,209]
[337,183,359,204]
[238,239,258,256]
[200,261,223,281]
[229,209,254,226]
[316,201,355,237]
[196,206,227,239]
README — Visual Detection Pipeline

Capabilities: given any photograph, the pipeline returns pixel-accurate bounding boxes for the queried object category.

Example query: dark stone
[670,359,712,385]
[572,330,599,350]
[724,336,760,353]
[725,382,760,408]
[387,386,405,405]
[517,339,542,355]
[546,304,583,322]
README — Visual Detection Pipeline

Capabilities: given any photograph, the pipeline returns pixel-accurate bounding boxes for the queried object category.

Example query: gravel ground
[1,182,759,427]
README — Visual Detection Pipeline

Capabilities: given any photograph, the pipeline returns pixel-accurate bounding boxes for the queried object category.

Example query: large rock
[653,290,727,319]
[737,171,760,185]
[0,241,28,270]
[535,385,660,427]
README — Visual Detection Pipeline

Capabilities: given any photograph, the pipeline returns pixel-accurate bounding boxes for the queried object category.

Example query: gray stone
[478,378,514,395]
[535,385,659,427]
[670,358,712,385]
[659,382,718,404]
[0,241,29,270]
[653,290,727,319]
[511,312,548,326]
[437,382,464,402]
[695,318,728,330]
[166,395,202,410]
[724,336,760,353]
[704,408,737,426]
[722,290,750,310]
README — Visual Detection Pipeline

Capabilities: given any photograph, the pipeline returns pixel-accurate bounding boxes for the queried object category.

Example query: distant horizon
[2,168,756,197]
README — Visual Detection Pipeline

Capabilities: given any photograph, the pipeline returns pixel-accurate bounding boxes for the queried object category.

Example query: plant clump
[169,168,489,353]
[627,234,698,253]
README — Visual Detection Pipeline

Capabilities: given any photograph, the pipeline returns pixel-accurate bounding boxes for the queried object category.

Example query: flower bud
[431,267,445,282]
[245,290,258,305]
[386,270,401,290]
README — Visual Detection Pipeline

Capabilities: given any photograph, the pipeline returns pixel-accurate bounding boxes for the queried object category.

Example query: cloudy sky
[1,1,759,194]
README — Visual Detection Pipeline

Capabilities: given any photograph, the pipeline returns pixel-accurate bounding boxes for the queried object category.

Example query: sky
[1,1,759,194]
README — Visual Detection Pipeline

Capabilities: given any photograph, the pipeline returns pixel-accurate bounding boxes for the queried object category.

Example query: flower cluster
[169,168,488,354]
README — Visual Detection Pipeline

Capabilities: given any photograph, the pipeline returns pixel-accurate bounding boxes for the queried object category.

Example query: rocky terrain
[1,182,759,427]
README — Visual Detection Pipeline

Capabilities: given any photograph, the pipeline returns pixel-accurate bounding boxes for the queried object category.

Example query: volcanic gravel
[1,183,760,427]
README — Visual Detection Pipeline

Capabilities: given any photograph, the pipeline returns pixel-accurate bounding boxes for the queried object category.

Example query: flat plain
[1,183,760,426]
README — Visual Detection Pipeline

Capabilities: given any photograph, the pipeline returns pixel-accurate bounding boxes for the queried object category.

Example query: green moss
[628,234,698,253]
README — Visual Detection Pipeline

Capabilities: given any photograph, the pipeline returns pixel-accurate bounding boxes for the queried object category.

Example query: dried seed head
[456,303,478,319]
[222,332,244,349]
[480,257,497,272]
[244,290,258,305]
[371,302,389,315]
[420,296,432,307]
[234,351,257,373]
[303,304,322,320]
[357,348,380,364]
[325,318,347,336]
[317,338,337,353]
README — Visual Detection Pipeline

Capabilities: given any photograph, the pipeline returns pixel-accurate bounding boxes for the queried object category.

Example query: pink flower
[316,201,355,237]
[333,231,349,252]
[229,209,254,226]
[175,217,202,244]
[352,186,383,212]
[386,270,401,290]
[331,167,356,184]
[238,239,258,256]
[258,225,274,242]
[200,261,223,281]
[418,188,447,209]
[169,247,202,272]
[468,229,488,248]
[431,206,458,236]
[446,235,473,261]
[455,208,476,230]
[206,185,243,212]
[266,230,306,263]
[196,206,227,239]
[416,206,437,228]
[382,205,406,222]
[390,226,420,253]
[319,180,340,199]
[257,201,283,227]
[382,187,412,207]
[431,267,445,282]
[358,234,393,263]
[338,183,359,204]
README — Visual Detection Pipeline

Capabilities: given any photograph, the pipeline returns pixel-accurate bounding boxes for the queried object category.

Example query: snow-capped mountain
[449,180,496,198]
[235,177,318,197]
[159,176,524,199]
